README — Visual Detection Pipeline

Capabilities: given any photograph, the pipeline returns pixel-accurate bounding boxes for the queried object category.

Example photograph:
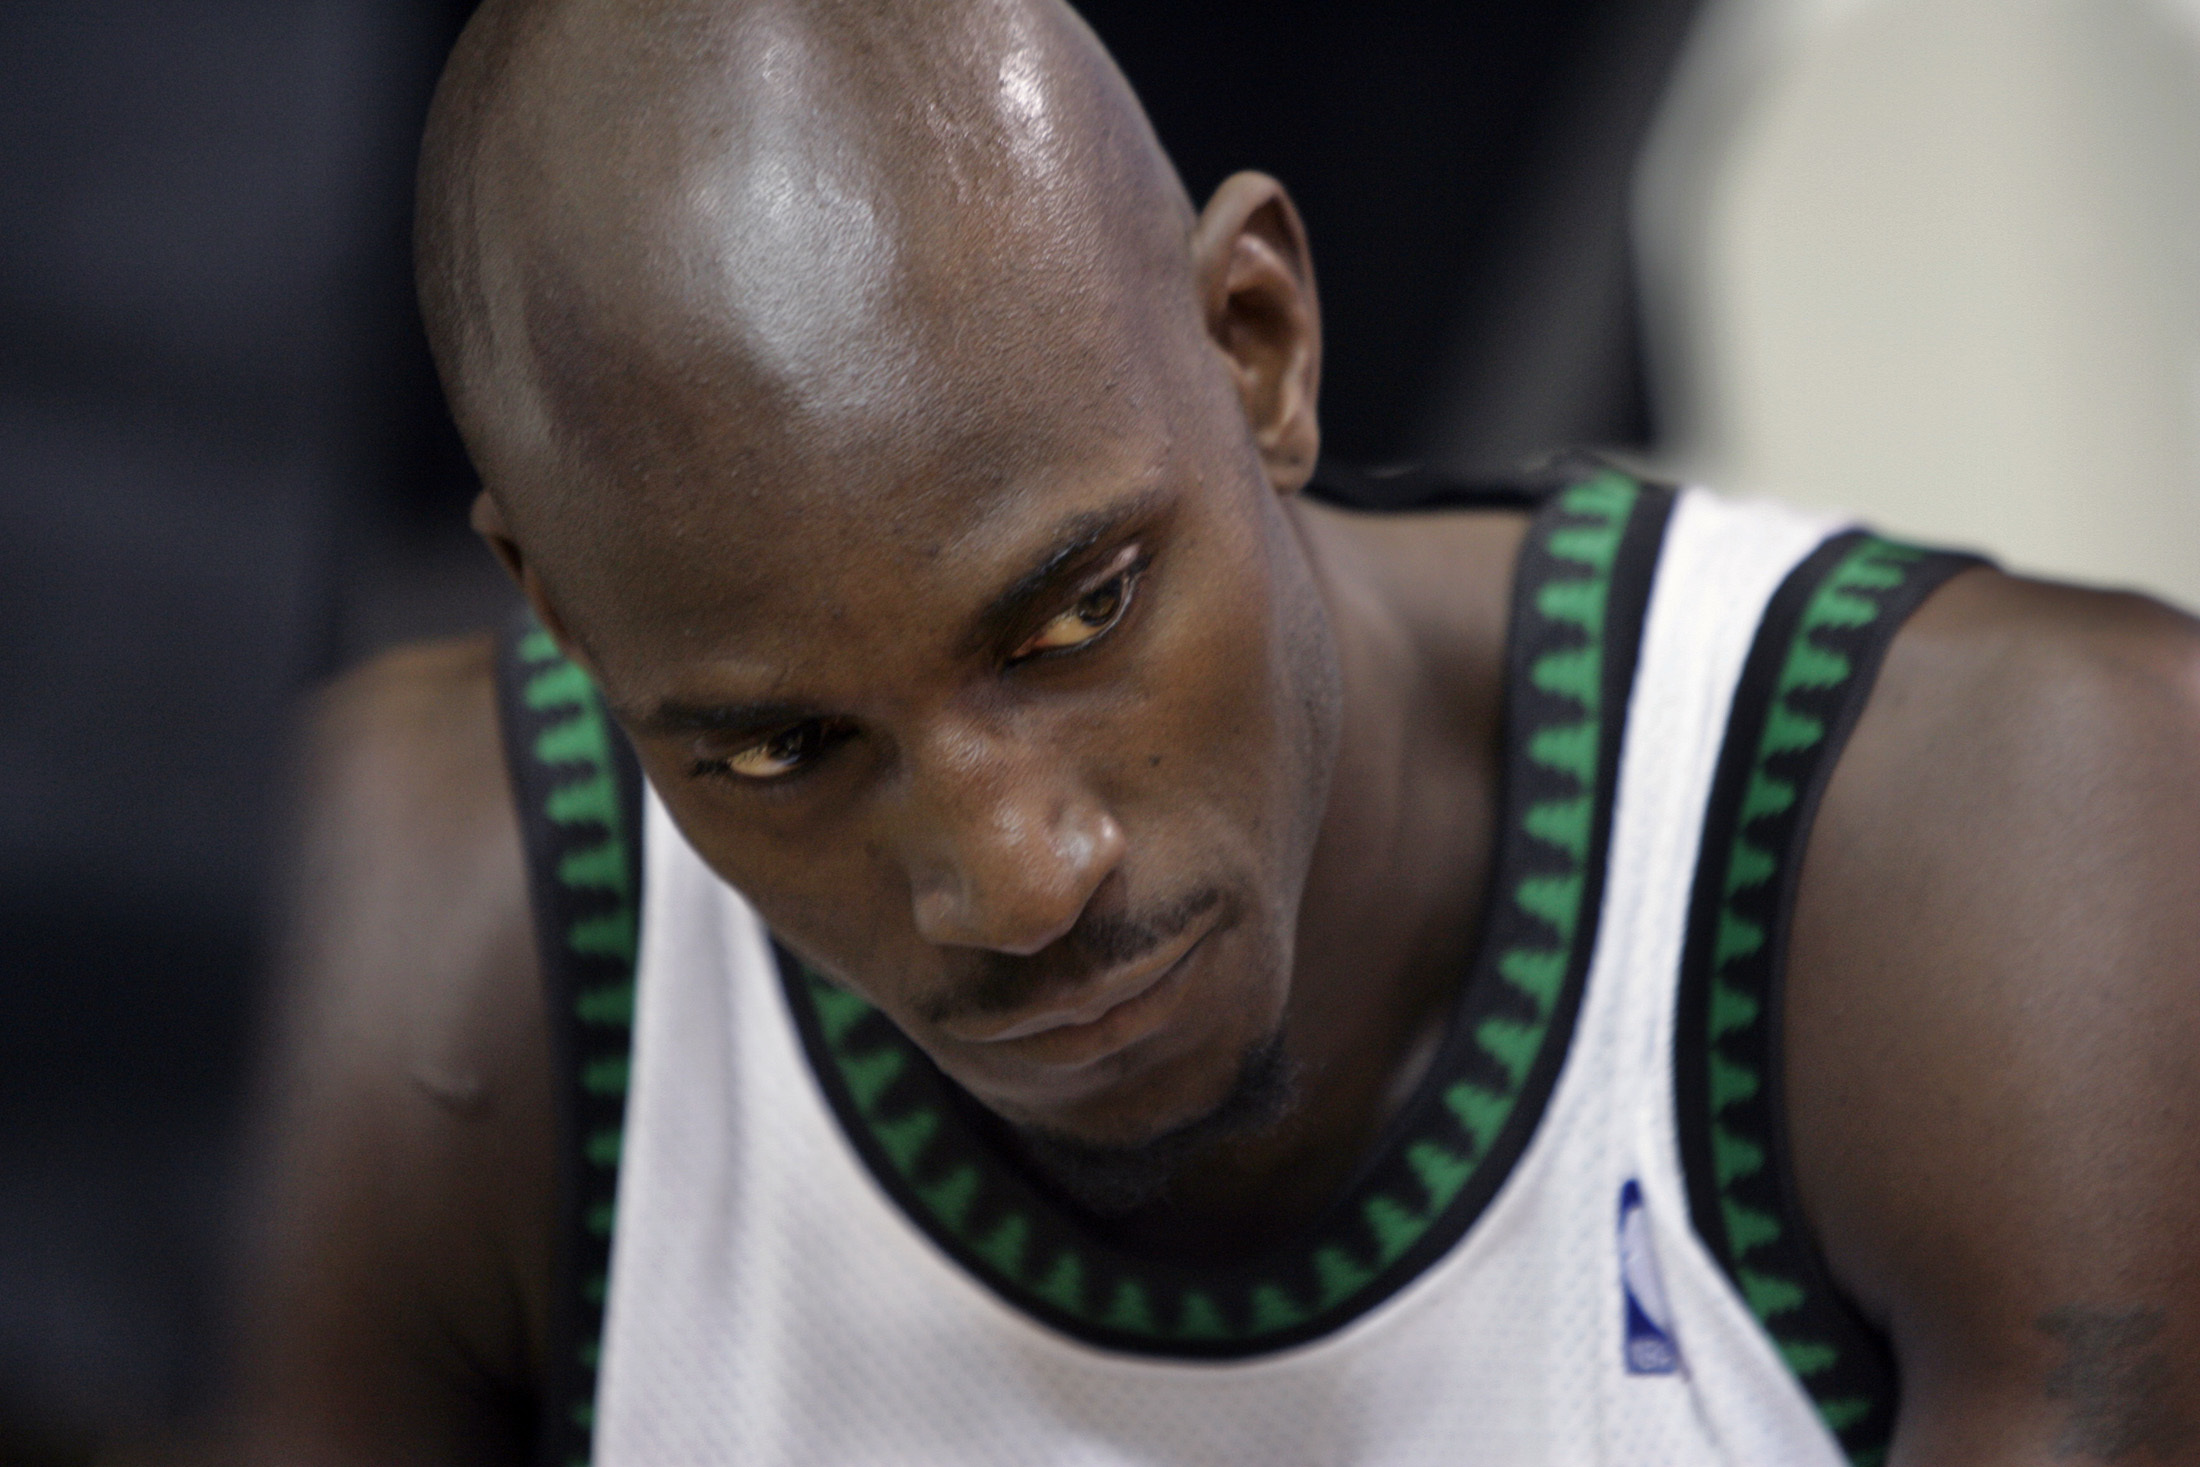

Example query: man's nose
[895,727,1126,955]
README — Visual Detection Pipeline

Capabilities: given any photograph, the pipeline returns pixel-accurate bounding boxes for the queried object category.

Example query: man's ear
[471,489,597,676]
[470,488,526,584]
[1191,171,1321,494]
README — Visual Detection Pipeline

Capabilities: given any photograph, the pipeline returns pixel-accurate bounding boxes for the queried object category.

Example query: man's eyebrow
[622,698,817,741]
[963,490,1166,657]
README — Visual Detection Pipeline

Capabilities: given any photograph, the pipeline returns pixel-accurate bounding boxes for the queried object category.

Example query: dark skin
[212,1,2200,1462]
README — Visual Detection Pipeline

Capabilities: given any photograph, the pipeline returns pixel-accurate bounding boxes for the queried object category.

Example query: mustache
[920,886,1225,1028]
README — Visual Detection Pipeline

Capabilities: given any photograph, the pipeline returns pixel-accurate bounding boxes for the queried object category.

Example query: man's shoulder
[1781,565,2200,1446]
[1870,564,2200,758]
[235,633,553,1453]
[1806,565,2200,941]
[1791,560,2200,1127]
[307,632,505,817]
[286,629,545,1172]
[291,632,542,1057]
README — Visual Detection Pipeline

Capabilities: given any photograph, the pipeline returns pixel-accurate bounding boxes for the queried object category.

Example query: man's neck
[1093,501,1527,1262]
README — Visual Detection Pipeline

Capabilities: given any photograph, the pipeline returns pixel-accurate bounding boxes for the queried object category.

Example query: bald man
[228,1,2200,1464]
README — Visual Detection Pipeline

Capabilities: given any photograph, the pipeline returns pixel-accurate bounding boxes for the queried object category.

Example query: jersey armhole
[1673,533,1985,1467]
[493,609,644,1467]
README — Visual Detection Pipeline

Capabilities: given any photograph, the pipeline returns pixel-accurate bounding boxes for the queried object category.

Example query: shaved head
[417,0,1207,624]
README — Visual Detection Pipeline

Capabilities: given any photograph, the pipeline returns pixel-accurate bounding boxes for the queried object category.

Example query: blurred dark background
[0,0,1700,1457]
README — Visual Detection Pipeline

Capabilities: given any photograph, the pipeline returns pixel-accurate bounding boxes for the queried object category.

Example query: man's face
[547,383,1341,1151]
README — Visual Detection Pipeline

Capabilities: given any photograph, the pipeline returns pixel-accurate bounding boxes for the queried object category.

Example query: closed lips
[948,920,1212,1045]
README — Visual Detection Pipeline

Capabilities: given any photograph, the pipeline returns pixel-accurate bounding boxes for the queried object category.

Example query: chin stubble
[1008,1033,1302,1218]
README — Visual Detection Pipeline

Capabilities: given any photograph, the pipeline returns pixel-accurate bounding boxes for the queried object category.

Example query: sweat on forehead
[416,0,1202,572]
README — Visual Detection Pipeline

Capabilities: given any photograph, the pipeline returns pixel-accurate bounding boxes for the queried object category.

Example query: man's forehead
[483,227,1212,663]
[501,243,1175,496]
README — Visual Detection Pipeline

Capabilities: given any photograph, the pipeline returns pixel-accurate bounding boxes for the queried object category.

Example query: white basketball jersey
[492,471,1979,1467]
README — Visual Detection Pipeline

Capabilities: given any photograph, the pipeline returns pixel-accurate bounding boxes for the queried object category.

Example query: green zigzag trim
[518,628,638,1464]
[796,472,1643,1347]
[1701,537,1924,1462]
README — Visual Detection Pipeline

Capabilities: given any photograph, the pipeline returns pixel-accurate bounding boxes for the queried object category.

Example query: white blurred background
[1641,0,2200,609]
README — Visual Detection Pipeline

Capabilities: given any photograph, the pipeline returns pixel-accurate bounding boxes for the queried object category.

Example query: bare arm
[221,637,555,1466]
[1791,571,2200,1464]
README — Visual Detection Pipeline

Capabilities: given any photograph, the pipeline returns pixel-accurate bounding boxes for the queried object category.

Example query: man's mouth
[938,913,1218,1061]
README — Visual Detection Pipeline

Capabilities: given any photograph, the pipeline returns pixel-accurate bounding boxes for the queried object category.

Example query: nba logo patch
[1618,1179,1683,1375]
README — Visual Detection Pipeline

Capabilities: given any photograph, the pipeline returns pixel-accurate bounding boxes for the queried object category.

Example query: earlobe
[1192,172,1323,495]
[470,490,525,583]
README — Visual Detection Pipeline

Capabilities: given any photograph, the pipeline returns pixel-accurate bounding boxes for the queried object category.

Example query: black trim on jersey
[780,469,1676,1358]
[1306,449,1625,513]
[496,609,645,1467]
[1674,534,1983,1466]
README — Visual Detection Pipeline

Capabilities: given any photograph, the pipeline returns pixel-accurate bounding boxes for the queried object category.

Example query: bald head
[417,0,1209,580]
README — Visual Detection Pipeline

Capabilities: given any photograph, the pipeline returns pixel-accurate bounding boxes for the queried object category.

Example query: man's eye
[717,721,833,781]
[1014,568,1138,660]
